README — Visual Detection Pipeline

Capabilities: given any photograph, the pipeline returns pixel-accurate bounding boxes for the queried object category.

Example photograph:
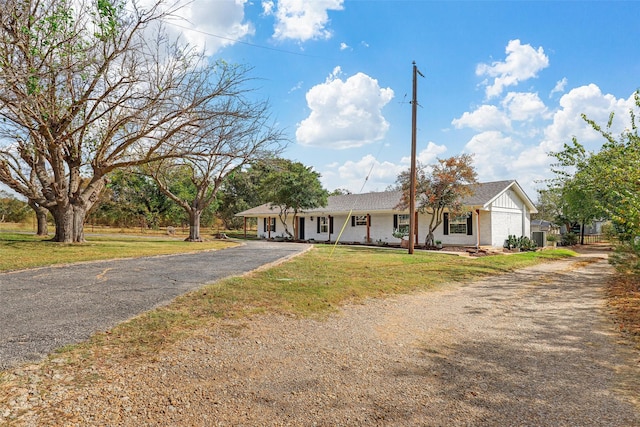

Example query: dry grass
[0,232,236,272]
[607,273,640,347]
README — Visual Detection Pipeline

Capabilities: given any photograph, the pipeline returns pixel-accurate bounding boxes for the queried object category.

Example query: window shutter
[273,219,276,232]
[351,216,355,227]
[263,218,266,232]
[393,214,398,230]
[443,213,449,235]
[329,216,334,234]
[467,212,473,235]
[317,218,320,234]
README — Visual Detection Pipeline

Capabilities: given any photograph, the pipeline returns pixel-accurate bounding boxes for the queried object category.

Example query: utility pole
[408,61,424,254]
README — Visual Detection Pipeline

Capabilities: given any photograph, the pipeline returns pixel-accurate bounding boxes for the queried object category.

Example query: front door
[298,217,305,240]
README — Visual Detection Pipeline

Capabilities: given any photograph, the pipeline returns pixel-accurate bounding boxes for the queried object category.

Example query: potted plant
[435,240,443,249]
[546,234,558,248]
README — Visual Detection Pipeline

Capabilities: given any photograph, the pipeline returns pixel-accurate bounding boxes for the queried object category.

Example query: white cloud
[476,39,549,99]
[464,131,521,181]
[296,70,394,149]
[542,84,637,153]
[550,78,568,97]
[263,0,344,42]
[288,81,303,93]
[340,42,349,50]
[452,105,511,131]
[400,141,448,165]
[159,0,253,56]
[502,92,549,121]
[262,0,274,15]
[321,154,404,193]
[319,142,447,193]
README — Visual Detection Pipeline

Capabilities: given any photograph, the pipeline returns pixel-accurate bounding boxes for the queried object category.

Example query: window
[449,214,468,234]
[352,215,367,226]
[319,216,329,233]
[396,214,410,234]
[263,217,276,232]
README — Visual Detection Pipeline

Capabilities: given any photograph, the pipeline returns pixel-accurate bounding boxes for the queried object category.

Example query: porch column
[415,212,419,247]
[366,214,371,243]
[243,217,247,239]
[476,209,480,248]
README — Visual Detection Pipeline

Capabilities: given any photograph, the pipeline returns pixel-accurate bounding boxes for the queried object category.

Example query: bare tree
[0,0,249,242]
[147,98,286,241]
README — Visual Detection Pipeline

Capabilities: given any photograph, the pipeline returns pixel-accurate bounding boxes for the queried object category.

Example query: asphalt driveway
[0,240,311,370]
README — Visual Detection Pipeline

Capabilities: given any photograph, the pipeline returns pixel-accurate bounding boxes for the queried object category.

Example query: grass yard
[0,232,236,272]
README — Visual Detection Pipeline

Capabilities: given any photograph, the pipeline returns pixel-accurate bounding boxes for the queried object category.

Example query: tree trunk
[29,201,49,236]
[186,209,203,242]
[425,231,435,248]
[36,209,48,236]
[51,203,87,243]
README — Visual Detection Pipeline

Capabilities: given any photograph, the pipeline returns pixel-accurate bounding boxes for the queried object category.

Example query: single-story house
[236,180,537,248]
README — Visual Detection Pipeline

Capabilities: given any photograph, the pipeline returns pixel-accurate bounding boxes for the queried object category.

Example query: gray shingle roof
[462,180,515,206]
[236,180,535,216]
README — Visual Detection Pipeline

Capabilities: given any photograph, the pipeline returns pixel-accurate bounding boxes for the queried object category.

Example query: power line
[163,20,328,59]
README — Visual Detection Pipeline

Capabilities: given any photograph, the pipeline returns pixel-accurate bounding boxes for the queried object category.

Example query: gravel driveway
[3,248,639,426]
[0,240,311,370]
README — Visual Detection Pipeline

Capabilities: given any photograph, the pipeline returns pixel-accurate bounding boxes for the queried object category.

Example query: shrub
[561,232,578,246]
[504,235,537,251]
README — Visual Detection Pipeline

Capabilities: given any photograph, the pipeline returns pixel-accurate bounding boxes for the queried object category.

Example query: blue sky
[16,0,640,201]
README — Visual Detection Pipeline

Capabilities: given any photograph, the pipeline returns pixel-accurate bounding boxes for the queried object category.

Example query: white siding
[478,210,493,246]
[488,192,524,246]
[493,189,522,210]
[257,215,294,238]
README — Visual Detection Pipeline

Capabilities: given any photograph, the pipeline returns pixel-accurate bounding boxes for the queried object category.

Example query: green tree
[396,154,477,247]
[216,164,269,230]
[550,90,640,265]
[259,159,328,239]
[89,170,185,228]
[0,190,30,223]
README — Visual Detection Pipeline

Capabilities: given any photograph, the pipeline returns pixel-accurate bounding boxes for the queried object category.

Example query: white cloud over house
[452,105,511,132]
[463,131,520,180]
[400,141,448,166]
[455,82,639,197]
[296,68,394,149]
[541,84,637,151]
[319,142,447,193]
[262,0,344,42]
[476,39,549,99]
[502,92,549,122]
[319,154,403,193]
